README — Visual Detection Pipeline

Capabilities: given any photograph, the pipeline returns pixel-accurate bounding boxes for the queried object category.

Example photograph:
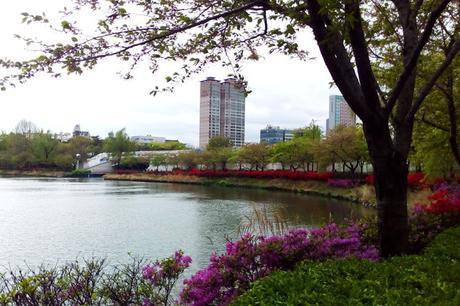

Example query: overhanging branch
[385,0,451,114]
[72,0,267,63]
[408,38,460,120]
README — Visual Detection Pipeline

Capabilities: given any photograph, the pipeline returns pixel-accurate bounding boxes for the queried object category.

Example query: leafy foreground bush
[179,224,378,305]
[0,251,190,305]
[233,227,460,306]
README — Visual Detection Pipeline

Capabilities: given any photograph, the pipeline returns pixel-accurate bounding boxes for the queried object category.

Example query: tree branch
[385,0,451,114]
[72,0,267,63]
[306,0,372,121]
[420,113,449,132]
[408,38,460,120]
[345,0,383,114]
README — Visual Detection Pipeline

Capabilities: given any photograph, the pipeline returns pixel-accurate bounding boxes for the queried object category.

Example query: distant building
[54,132,72,142]
[131,135,166,144]
[326,95,356,134]
[260,126,294,144]
[73,124,91,138]
[199,77,246,148]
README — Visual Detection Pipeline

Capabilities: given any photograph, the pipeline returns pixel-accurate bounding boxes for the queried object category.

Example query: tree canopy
[103,128,136,168]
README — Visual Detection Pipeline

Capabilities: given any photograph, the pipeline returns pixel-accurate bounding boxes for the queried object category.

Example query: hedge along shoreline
[104,172,431,209]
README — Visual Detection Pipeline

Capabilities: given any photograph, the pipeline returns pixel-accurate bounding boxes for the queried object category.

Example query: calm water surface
[0,177,373,272]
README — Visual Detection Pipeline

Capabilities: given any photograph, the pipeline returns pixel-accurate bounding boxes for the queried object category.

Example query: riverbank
[0,169,66,178]
[104,173,425,208]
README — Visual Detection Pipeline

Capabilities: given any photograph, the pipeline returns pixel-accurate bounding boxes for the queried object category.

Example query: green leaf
[61,20,71,30]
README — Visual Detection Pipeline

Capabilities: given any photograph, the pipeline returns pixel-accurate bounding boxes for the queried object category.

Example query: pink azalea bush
[179,223,378,306]
[327,178,355,188]
[409,182,460,252]
[142,251,192,305]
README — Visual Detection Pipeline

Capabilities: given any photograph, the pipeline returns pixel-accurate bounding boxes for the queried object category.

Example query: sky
[0,1,340,146]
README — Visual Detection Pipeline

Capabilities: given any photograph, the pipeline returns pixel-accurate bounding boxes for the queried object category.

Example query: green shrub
[65,169,91,177]
[233,227,460,306]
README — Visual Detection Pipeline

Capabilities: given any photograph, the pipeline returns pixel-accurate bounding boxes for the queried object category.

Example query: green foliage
[314,125,368,174]
[412,127,455,177]
[103,129,136,168]
[177,151,198,170]
[234,227,460,306]
[271,137,315,171]
[207,136,232,150]
[293,120,322,141]
[149,141,186,151]
[149,154,167,171]
[203,137,233,170]
[65,169,91,177]
[119,155,149,170]
[30,132,59,165]
[238,143,271,171]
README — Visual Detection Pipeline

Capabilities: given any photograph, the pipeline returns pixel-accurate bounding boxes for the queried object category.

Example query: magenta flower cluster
[142,250,192,306]
[327,178,355,188]
[179,223,379,305]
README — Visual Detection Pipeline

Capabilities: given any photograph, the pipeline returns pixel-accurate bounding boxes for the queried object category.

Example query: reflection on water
[0,177,374,271]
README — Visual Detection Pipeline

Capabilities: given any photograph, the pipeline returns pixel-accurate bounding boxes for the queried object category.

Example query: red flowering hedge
[419,187,460,214]
[171,169,335,182]
[365,172,426,188]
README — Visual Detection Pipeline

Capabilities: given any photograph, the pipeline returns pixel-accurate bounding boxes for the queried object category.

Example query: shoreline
[0,169,66,178]
[104,173,378,207]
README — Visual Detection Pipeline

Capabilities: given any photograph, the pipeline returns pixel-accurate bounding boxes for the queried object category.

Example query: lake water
[0,177,373,272]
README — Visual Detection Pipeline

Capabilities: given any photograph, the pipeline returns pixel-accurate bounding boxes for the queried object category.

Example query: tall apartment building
[326,95,356,134]
[199,77,246,148]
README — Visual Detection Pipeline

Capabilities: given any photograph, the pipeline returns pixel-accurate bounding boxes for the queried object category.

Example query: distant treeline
[0,121,187,171]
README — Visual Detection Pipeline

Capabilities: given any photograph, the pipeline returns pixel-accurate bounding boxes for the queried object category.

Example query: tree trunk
[365,123,410,257]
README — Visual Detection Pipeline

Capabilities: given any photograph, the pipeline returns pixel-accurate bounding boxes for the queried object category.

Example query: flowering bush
[142,250,192,305]
[180,224,378,306]
[419,185,460,214]
[408,183,460,252]
[0,253,191,306]
[327,178,355,188]
[365,172,426,189]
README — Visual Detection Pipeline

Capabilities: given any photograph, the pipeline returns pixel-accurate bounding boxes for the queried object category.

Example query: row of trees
[147,124,369,175]
[0,122,143,170]
[0,131,101,170]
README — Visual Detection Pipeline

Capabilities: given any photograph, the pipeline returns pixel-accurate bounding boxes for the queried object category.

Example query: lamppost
[75,153,81,170]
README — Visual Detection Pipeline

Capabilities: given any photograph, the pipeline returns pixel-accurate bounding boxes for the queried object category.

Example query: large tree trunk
[373,151,409,257]
[365,123,410,257]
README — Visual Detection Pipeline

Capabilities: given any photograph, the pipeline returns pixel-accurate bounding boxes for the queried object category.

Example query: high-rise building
[326,95,356,134]
[199,77,246,148]
[260,126,294,144]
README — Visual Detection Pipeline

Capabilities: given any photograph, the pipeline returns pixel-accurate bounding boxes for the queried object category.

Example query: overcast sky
[0,1,340,146]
